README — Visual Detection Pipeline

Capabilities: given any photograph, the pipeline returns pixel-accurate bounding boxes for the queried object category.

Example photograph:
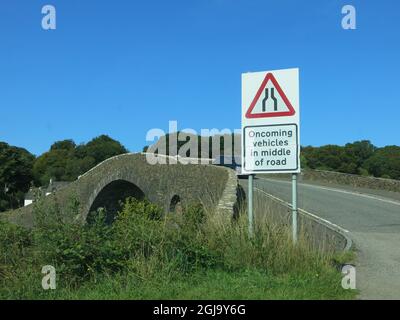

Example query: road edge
[254,187,354,252]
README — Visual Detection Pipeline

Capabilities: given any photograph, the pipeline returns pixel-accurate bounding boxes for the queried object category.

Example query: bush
[32,197,124,283]
[111,197,164,261]
[0,220,32,280]
[358,167,370,176]
[0,195,348,299]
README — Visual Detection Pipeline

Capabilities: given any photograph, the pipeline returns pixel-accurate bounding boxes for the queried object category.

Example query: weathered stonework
[266,169,400,193]
[216,168,239,218]
[302,169,400,193]
[6,153,238,228]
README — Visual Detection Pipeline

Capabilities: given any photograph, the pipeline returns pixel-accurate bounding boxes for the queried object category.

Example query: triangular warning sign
[245,73,295,119]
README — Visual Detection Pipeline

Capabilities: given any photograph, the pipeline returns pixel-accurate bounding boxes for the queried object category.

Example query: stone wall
[302,169,400,193]
[266,169,400,193]
[252,188,351,252]
[5,153,239,228]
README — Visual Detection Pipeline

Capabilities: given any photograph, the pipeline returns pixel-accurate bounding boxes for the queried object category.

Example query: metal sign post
[248,174,254,237]
[241,68,301,242]
[291,173,298,244]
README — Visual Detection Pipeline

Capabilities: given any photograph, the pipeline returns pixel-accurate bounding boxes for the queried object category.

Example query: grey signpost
[292,173,298,243]
[241,68,300,243]
[248,174,254,237]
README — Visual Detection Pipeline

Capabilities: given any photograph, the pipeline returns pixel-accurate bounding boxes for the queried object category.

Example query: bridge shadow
[169,194,182,214]
[233,184,246,220]
[87,179,145,224]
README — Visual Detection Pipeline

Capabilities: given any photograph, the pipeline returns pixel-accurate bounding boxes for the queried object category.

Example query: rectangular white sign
[241,68,300,174]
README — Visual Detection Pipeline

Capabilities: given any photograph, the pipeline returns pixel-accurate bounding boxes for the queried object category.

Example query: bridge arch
[8,153,239,229]
[169,194,182,214]
[87,179,145,224]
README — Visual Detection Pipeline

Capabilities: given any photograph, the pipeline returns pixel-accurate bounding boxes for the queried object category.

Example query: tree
[301,145,344,171]
[301,141,377,175]
[344,141,376,167]
[33,135,128,186]
[50,139,76,151]
[79,135,128,163]
[363,146,400,180]
[33,149,70,185]
[0,142,35,211]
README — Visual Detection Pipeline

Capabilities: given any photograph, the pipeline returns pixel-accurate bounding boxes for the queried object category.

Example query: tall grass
[0,194,355,300]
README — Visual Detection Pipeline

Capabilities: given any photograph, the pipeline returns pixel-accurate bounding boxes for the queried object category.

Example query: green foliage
[183,203,206,228]
[0,220,31,273]
[32,197,124,283]
[35,268,353,300]
[363,146,400,180]
[111,198,164,261]
[345,140,376,166]
[1,135,399,215]
[50,140,76,151]
[33,145,74,186]
[0,135,128,212]
[301,140,400,180]
[146,135,400,181]
[300,154,308,168]
[302,144,350,172]
[33,135,128,186]
[83,135,128,163]
[0,196,355,299]
[358,167,370,176]
[0,142,35,211]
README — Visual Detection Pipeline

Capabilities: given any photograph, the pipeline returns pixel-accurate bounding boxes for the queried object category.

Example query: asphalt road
[250,177,400,300]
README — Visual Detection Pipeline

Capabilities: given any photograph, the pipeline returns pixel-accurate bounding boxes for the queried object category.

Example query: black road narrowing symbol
[262,87,278,112]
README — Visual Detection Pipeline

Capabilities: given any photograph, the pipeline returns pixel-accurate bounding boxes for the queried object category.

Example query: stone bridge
[6,153,239,228]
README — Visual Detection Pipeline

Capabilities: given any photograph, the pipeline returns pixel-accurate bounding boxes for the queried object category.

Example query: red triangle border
[245,73,296,119]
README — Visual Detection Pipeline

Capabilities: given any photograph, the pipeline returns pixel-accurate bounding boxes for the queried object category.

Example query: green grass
[4,268,354,300]
[0,196,357,300]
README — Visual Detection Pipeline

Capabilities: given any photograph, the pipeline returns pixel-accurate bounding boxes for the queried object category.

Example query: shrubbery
[0,220,31,281]
[0,197,214,294]
[301,141,400,179]
[1,136,399,214]
[0,196,350,299]
[0,135,128,213]
[33,135,128,186]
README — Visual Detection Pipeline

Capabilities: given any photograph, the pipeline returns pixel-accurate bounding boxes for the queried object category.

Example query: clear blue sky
[1,0,399,155]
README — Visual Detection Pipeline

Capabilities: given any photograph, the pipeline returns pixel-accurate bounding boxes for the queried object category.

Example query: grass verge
[0,195,357,300]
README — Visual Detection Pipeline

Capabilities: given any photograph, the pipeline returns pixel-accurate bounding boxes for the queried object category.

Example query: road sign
[245,72,296,118]
[241,68,300,174]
